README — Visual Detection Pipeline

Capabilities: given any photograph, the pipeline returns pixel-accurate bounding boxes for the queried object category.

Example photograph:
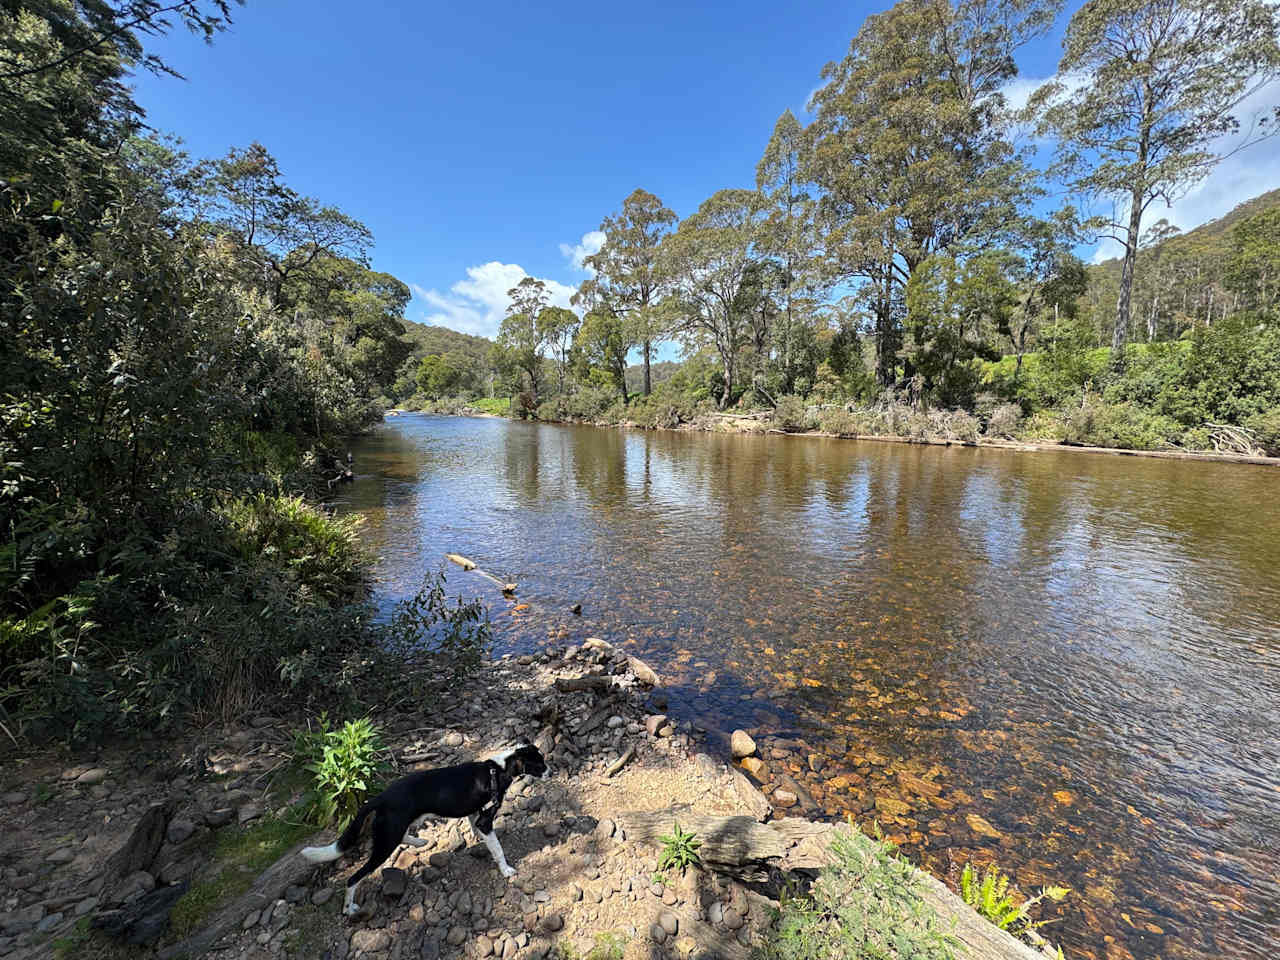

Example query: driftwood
[93,881,188,945]
[102,802,173,902]
[554,675,614,693]
[156,836,321,960]
[618,808,1044,960]
[604,746,635,778]
[444,553,476,570]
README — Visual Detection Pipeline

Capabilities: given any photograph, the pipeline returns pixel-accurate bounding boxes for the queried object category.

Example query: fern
[960,862,1070,950]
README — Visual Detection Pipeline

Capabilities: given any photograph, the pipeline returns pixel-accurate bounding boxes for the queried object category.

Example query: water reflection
[340,414,1280,960]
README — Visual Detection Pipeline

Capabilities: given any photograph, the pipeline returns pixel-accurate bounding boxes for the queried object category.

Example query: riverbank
[469,407,1280,468]
[1,641,1051,960]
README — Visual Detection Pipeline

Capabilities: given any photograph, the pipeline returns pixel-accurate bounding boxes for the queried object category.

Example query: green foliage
[294,715,388,827]
[657,821,702,874]
[468,396,512,416]
[552,932,628,960]
[818,407,859,437]
[773,395,814,432]
[1061,399,1186,451]
[386,567,491,682]
[758,826,958,960]
[959,862,1069,949]
[1245,408,1280,456]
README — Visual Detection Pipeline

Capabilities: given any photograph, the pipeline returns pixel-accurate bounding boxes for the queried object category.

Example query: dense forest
[3,0,1280,740]
[397,0,1280,458]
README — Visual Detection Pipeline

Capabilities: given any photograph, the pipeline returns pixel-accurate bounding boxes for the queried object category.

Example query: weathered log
[554,675,614,693]
[157,836,322,960]
[444,553,476,570]
[102,802,173,901]
[618,809,1044,960]
[93,881,188,945]
[604,746,635,778]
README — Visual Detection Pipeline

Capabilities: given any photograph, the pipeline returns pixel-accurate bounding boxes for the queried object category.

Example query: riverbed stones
[351,928,391,953]
[659,911,679,936]
[644,714,667,736]
[774,789,798,808]
[730,730,756,759]
[447,925,467,945]
[381,867,407,899]
[76,768,109,786]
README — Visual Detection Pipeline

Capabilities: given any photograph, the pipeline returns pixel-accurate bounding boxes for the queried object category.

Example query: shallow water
[338,413,1280,960]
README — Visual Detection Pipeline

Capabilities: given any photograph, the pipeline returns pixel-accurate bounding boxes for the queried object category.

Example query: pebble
[774,789,798,808]
[76,768,108,786]
[731,730,756,759]
[659,911,679,936]
[428,851,451,868]
[607,715,624,729]
[381,868,407,900]
[2,791,26,806]
[36,912,63,934]
[311,887,334,906]
[167,818,196,844]
[708,901,724,925]
[644,714,668,736]
[351,928,391,953]
[444,732,464,747]
[595,818,615,839]
[204,808,234,828]
[474,934,494,957]
[237,802,264,824]
[542,821,560,838]
[447,925,467,945]
[243,910,261,930]
[47,847,75,865]
[540,913,564,933]
[723,907,744,930]
[648,922,668,943]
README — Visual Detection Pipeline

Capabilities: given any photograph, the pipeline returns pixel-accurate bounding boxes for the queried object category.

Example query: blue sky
[133,0,1280,344]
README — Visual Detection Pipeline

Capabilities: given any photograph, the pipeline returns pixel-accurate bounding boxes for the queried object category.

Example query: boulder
[730,730,756,760]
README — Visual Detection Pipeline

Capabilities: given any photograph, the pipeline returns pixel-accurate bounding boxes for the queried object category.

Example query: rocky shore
[0,639,1042,960]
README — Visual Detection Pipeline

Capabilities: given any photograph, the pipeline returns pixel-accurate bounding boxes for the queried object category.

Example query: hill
[402,321,494,365]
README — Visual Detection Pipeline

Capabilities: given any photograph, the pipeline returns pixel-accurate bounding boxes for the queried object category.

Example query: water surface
[339,414,1280,960]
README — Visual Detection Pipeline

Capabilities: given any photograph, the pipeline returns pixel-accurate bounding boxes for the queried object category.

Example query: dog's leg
[470,815,516,878]
[344,813,402,918]
[398,815,430,848]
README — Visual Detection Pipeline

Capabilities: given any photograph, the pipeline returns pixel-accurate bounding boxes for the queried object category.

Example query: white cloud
[559,230,605,272]
[414,262,577,338]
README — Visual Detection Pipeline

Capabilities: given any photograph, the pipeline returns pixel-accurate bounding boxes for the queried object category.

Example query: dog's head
[503,742,549,780]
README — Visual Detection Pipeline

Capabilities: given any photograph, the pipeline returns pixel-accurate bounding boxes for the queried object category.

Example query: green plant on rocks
[657,821,702,873]
[294,715,388,826]
[960,862,1069,951]
[758,825,958,960]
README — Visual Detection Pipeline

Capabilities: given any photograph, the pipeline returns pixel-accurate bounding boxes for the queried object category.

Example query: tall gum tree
[805,0,1053,388]
[662,189,766,409]
[579,189,677,396]
[1031,0,1280,371]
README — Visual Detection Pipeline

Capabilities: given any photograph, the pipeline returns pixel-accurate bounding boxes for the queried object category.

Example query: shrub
[758,826,957,960]
[385,567,491,682]
[985,403,1023,439]
[657,822,702,874]
[1063,399,1183,450]
[818,408,859,437]
[1245,407,1280,456]
[773,395,814,432]
[295,715,388,826]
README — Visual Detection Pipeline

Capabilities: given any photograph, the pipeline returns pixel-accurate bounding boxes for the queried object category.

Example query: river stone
[644,714,668,737]
[540,913,564,932]
[774,789,798,808]
[381,867,407,899]
[76,768,109,785]
[166,818,196,845]
[648,922,668,943]
[311,887,334,906]
[659,911,679,936]
[428,851,451,868]
[444,732,464,747]
[723,907,744,930]
[351,928,391,953]
[48,846,76,864]
[730,730,756,759]
[447,925,467,945]
[474,934,494,957]
[3,790,27,805]
[242,910,261,930]
[204,808,234,827]
[707,901,724,925]
[1,905,45,933]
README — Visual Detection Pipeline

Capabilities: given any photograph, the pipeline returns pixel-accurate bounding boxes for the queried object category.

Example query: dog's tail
[300,797,380,863]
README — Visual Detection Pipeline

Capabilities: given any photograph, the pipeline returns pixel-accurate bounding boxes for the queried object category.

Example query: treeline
[1,2,417,739]
[407,0,1280,456]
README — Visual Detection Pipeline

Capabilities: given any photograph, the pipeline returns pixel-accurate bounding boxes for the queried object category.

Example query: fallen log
[554,675,614,693]
[444,553,476,570]
[617,808,1044,959]
[156,835,321,960]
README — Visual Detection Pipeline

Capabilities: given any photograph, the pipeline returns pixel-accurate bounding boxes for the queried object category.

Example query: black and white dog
[301,743,549,917]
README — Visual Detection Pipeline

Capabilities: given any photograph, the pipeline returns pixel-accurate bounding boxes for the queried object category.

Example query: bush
[1245,407,1280,456]
[818,408,859,437]
[1062,399,1184,450]
[293,715,388,826]
[758,826,957,960]
[985,403,1023,439]
[773,395,815,432]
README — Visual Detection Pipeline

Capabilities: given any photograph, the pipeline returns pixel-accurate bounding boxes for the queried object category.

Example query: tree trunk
[643,339,652,396]
[1113,187,1143,372]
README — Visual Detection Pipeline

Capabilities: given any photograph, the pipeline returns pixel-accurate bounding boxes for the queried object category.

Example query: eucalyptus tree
[662,189,767,408]
[495,277,549,405]
[580,189,677,396]
[573,309,631,403]
[1032,0,1280,370]
[756,110,820,395]
[536,305,579,395]
[806,0,1051,387]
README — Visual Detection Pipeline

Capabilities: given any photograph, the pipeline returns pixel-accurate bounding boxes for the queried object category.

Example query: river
[337,413,1280,960]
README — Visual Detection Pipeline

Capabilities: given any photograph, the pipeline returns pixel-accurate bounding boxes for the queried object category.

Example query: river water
[338,413,1280,960]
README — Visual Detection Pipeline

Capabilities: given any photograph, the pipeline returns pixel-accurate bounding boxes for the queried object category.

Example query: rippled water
[337,413,1280,960]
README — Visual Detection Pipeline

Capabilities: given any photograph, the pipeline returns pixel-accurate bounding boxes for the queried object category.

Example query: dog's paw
[500,865,517,879]
[343,902,363,920]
